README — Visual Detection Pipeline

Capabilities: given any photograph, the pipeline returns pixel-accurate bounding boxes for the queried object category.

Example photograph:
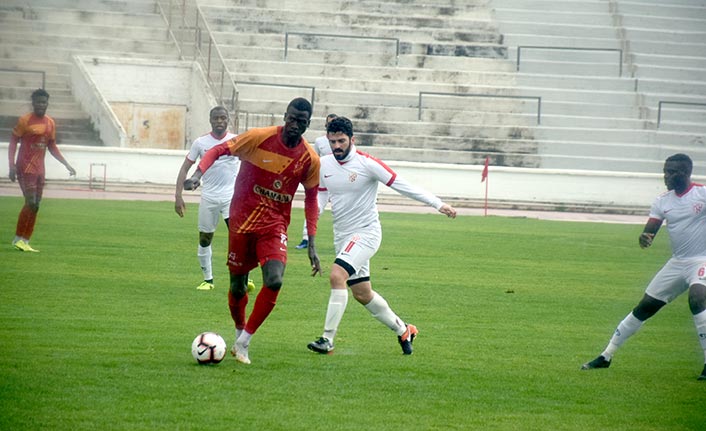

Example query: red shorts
[17,172,45,200]
[227,228,289,274]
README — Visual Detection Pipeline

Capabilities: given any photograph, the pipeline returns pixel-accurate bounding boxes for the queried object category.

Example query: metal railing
[156,0,239,115]
[418,92,542,124]
[657,101,706,128]
[516,46,623,76]
[194,8,239,113]
[0,68,46,89]
[284,32,400,65]
[236,112,277,133]
[235,81,316,112]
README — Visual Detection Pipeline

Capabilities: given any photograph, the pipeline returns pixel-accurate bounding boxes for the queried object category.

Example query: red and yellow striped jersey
[9,113,59,176]
[199,126,320,234]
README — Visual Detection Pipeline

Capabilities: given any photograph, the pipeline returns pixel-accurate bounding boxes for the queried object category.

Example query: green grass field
[0,196,704,430]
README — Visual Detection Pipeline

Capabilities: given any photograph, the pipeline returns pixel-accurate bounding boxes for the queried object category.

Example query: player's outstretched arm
[438,203,457,218]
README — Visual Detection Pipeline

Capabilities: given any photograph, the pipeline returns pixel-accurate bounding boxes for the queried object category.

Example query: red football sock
[16,205,37,239]
[227,289,249,330]
[244,286,280,335]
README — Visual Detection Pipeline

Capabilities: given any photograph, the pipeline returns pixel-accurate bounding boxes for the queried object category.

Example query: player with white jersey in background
[307,116,457,355]
[581,153,706,380]
[295,113,337,249]
[175,106,241,291]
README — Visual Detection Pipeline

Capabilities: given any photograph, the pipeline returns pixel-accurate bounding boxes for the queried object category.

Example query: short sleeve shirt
[187,132,239,201]
[649,183,706,258]
[225,126,320,234]
[12,113,56,176]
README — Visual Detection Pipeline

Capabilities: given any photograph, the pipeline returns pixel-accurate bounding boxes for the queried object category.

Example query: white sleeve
[318,166,328,214]
[365,156,443,210]
[317,189,329,214]
[648,196,665,221]
[388,175,443,210]
[186,140,200,163]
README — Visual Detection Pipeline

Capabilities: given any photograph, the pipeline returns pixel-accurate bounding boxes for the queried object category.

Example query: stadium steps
[492,0,706,172]
[198,0,541,166]
[0,0,180,147]
[0,114,100,147]
[203,0,706,170]
[611,0,706,135]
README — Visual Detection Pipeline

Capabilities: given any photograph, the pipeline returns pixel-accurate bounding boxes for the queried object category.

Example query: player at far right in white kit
[307,116,457,356]
[581,153,706,381]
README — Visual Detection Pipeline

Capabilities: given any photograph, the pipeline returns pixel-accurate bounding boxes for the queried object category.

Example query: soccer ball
[191,332,227,364]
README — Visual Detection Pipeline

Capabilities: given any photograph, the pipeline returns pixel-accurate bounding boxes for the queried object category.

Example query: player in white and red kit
[307,116,457,355]
[175,106,241,290]
[184,98,321,364]
[582,153,706,380]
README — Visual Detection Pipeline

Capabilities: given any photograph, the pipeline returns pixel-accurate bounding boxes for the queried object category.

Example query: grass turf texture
[0,196,704,430]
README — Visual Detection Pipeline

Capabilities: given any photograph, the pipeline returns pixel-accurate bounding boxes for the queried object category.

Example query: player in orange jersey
[184,97,321,364]
[8,89,76,252]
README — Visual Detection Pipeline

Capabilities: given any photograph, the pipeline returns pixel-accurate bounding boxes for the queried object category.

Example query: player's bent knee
[230,281,248,297]
[229,274,249,297]
[263,277,282,291]
[262,260,285,291]
[633,295,666,321]
[688,284,706,314]
[199,232,214,247]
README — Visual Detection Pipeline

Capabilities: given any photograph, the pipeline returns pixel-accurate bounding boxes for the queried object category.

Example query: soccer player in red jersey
[184,98,321,364]
[8,89,76,252]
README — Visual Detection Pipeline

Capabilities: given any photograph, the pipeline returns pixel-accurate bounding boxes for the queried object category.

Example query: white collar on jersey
[337,143,357,164]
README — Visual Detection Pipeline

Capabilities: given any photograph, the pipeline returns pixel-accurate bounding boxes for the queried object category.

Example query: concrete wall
[71,56,217,149]
[2,142,690,211]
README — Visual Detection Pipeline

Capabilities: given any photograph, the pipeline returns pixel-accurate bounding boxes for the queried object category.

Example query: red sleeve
[304,186,318,237]
[196,141,231,173]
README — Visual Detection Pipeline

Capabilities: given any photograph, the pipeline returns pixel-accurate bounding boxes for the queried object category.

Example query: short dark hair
[31,88,49,100]
[209,105,228,117]
[666,153,693,176]
[326,116,353,138]
[287,98,312,118]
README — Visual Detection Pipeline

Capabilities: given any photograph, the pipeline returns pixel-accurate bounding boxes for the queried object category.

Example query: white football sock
[693,310,706,363]
[322,289,348,342]
[602,312,644,360]
[364,293,406,336]
[237,330,252,346]
[301,220,308,241]
[198,245,212,281]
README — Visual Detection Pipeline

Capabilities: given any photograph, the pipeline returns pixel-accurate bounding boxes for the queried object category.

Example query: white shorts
[645,256,706,303]
[198,195,230,233]
[333,226,382,281]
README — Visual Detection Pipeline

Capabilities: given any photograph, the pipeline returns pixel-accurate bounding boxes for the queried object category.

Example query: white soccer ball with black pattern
[191,332,227,364]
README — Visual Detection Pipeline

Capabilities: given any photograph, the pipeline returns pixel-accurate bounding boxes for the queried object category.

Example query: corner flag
[481,157,489,216]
